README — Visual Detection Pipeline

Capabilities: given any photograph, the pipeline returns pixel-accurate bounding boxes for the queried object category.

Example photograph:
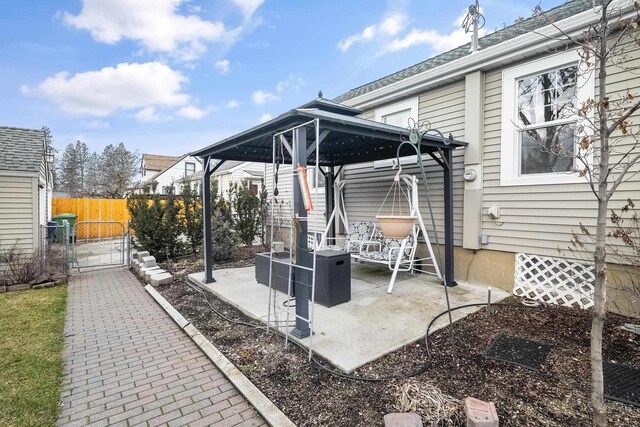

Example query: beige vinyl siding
[358,110,375,121]
[0,175,37,251]
[344,81,466,246]
[481,38,640,257]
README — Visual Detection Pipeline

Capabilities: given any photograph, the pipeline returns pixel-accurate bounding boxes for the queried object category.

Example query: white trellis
[514,253,595,309]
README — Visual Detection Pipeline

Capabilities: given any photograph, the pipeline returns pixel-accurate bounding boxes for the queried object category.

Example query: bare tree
[528,2,640,425]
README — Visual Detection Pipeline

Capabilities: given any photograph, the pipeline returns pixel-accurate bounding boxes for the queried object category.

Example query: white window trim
[308,166,326,193]
[374,97,419,124]
[373,97,419,168]
[500,51,594,186]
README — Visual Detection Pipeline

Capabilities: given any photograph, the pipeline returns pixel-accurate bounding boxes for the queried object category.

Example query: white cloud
[214,59,230,74]
[387,9,486,53]
[252,90,278,105]
[260,113,273,123]
[61,0,233,60]
[337,9,483,56]
[135,106,162,122]
[379,14,407,36]
[176,105,207,120]
[231,0,264,20]
[24,62,190,116]
[82,119,110,129]
[226,99,241,108]
[338,13,408,51]
[276,74,306,93]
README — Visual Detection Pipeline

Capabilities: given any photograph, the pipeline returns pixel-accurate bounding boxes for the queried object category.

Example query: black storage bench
[255,252,291,294]
[255,250,351,308]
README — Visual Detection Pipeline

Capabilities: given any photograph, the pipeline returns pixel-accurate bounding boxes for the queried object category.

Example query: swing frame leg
[387,238,409,294]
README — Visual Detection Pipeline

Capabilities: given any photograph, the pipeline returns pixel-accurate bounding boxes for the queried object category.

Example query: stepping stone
[141,256,156,268]
[465,397,498,427]
[144,268,165,281]
[383,413,423,427]
[137,251,150,259]
[149,272,173,286]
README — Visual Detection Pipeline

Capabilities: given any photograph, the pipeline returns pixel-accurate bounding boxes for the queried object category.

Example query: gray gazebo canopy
[191,97,466,337]
[192,98,466,165]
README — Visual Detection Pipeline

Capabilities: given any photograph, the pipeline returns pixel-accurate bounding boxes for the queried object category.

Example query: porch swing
[318,165,442,294]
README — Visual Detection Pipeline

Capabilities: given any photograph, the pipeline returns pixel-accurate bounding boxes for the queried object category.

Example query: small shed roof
[0,126,45,173]
[191,99,465,167]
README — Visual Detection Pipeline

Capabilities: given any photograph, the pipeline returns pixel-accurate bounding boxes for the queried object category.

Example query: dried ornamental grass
[395,380,464,427]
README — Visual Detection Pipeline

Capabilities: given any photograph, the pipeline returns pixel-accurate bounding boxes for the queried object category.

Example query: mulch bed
[156,254,640,427]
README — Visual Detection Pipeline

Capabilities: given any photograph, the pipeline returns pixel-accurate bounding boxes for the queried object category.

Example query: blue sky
[0,0,565,156]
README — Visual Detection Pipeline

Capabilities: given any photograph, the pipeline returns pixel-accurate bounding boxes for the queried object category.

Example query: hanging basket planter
[376,215,416,239]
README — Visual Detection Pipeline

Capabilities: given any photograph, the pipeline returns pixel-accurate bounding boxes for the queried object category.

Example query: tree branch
[607,98,640,136]
[607,151,640,198]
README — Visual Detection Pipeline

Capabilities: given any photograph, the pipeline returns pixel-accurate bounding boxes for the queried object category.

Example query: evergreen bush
[231,181,261,246]
[180,181,203,254]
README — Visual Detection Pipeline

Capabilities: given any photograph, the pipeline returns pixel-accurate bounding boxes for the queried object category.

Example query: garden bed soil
[156,260,640,426]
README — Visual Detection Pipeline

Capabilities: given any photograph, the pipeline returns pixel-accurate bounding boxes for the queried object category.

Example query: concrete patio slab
[189,263,510,373]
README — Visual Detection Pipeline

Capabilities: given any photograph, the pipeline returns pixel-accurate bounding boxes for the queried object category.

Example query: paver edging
[144,284,296,427]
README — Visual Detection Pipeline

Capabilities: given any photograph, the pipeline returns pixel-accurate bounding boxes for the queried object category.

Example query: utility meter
[463,169,477,182]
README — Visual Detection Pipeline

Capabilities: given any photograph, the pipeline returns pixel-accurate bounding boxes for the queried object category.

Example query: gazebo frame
[191,98,467,337]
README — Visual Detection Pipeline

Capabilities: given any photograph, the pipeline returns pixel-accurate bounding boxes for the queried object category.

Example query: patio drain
[604,361,640,407]
[484,334,553,371]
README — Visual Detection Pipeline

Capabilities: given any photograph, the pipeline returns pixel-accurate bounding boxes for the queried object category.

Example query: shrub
[127,184,184,261]
[0,243,44,286]
[231,181,261,246]
[181,181,203,254]
[211,210,239,261]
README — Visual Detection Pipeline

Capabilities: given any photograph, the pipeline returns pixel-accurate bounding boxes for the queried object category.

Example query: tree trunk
[592,196,608,427]
[592,5,610,425]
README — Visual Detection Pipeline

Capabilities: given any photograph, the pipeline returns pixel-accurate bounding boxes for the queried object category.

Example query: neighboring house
[330,0,639,296]
[175,161,266,199]
[211,161,265,199]
[136,154,202,194]
[140,154,180,181]
[0,126,54,252]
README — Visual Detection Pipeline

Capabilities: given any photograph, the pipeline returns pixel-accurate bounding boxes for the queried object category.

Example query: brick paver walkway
[58,267,267,427]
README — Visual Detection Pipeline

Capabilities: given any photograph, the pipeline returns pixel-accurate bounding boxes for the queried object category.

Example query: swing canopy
[191,97,466,166]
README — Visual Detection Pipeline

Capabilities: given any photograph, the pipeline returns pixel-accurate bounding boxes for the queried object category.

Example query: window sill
[500,173,588,186]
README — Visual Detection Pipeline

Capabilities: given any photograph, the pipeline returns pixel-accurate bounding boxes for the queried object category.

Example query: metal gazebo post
[443,147,456,287]
[202,157,225,284]
[291,127,311,338]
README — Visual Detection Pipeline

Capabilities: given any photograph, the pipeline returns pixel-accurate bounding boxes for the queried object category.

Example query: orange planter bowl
[376,215,416,239]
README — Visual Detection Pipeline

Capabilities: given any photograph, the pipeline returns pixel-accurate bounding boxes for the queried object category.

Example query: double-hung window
[500,52,593,186]
[185,162,196,176]
[373,98,419,168]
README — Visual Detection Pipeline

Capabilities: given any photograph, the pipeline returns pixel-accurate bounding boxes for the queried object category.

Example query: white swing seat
[354,225,418,272]
[319,221,378,253]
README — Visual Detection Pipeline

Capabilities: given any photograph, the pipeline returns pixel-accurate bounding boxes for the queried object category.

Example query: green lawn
[0,286,67,427]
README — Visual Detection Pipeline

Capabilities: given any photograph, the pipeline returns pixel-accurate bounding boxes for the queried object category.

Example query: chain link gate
[40,222,72,277]
[71,220,129,271]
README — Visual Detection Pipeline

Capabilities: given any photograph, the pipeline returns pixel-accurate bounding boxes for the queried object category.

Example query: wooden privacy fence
[51,198,130,239]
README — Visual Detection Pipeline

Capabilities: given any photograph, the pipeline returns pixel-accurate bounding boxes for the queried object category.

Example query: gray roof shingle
[0,126,45,173]
[334,0,593,103]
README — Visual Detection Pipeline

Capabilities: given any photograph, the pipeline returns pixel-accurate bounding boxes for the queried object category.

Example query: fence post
[64,222,70,275]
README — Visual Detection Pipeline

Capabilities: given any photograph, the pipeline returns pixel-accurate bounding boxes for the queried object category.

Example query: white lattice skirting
[514,253,595,309]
